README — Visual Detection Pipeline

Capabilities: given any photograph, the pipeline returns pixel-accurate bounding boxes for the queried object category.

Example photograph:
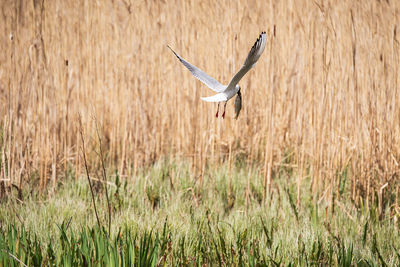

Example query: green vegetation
[1,160,399,266]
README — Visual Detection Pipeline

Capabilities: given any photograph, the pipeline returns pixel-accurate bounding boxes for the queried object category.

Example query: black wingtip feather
[252,32,265,49]
[167,45,182,61]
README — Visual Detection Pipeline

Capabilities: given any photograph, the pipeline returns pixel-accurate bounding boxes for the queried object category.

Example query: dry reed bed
[1,0,399,209]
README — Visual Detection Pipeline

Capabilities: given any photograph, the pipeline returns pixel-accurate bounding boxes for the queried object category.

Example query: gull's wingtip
[259,31,267,39]
[166,45,181,60]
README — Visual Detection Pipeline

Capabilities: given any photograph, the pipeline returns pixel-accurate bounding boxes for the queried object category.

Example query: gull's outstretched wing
[225,32,267,91]
[167,45,226,93]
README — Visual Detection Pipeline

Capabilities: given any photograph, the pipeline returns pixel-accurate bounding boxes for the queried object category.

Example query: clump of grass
[1,160,399,265]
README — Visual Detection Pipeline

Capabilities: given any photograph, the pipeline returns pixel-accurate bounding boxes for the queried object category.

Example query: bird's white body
[200,84,240,102]
[168,32,267,118]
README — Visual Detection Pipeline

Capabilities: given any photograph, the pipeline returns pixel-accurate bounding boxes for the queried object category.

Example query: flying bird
[168,32,267,119]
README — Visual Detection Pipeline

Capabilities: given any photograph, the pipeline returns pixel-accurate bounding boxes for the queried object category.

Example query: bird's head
[235,84,241,93]
[234,87,242,119]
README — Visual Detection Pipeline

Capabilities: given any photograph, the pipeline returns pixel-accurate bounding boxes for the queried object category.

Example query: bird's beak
[234,93,242,119]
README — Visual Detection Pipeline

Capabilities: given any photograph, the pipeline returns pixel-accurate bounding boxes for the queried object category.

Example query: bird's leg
[222,102,227,119]
[215,103,220,118]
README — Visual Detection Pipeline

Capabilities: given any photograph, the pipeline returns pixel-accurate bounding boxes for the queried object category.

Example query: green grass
[0,159,399,266]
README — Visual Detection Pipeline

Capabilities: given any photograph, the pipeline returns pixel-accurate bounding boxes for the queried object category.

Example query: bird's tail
[201,93,227,102]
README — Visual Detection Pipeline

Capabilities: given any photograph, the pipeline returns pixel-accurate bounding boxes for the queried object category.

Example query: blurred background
[1,0,399,208]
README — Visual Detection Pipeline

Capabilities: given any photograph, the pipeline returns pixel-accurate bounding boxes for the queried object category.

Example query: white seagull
[168,32,267,119]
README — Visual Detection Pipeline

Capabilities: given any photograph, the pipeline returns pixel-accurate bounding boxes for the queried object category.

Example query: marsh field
[1,0,400,265]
